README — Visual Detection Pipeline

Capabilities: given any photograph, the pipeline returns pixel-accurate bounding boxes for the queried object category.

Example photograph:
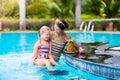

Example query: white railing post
[87,21,92,31]
[91,23,94,32]
[84,23,87,32]
[79,21,85,31]
[79,21,94,32]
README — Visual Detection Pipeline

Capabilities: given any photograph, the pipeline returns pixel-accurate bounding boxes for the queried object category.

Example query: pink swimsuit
[34,42,50,61]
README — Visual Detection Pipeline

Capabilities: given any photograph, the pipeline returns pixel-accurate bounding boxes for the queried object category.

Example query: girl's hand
[31,57,36,64]
[50,59,58,66]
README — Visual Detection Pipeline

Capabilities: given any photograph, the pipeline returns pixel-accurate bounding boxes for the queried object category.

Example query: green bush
[82,14,101,20]
[26,2,50,18]
[26,20,52,30]
[1,20,53,31]
[2,21,19,31]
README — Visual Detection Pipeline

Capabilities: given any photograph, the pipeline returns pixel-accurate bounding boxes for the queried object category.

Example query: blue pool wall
[64,54,120,80]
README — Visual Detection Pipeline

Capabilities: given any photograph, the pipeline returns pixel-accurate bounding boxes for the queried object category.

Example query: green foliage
[9,25,19,30]
[26,2,50,18]
[83,0,120,18]
[82,0,101,15]
[0,0,19,17]
[26,20,52,30]
[82,14,101,20]
[1,0,120,31]
[100,0,120,18]
[56,0,75,19]
[0,0,120,19]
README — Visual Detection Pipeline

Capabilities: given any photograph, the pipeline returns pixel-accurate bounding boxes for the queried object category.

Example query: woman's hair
[55,19,69,30]
[38,26,50,37]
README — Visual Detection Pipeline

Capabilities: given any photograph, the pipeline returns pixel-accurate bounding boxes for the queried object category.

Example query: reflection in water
[81,42,120,68]
[78,32,94,42]
[20,33,26,53]
[68,32,120,46]
[0,33,1,39]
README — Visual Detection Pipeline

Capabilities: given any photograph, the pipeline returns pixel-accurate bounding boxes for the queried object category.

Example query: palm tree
[83,0,120,18]
[19,0,26,30]
[75,0,81,28]
[100,0,120,18]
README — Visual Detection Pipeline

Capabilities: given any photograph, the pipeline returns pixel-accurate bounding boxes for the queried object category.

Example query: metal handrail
[79,21,94,32]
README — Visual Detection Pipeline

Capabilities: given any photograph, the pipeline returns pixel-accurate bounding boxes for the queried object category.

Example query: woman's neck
[56,31,65,36]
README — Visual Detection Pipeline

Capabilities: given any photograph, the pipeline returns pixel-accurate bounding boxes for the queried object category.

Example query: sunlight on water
[0,53,108,80]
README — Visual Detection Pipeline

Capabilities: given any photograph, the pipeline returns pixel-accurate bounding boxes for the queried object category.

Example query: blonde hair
[38,26,50,37]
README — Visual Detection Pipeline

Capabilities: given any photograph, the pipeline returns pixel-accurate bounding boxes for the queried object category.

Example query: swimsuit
[51,39,67,60]
[38,45,49,58]
[34,42,50,60]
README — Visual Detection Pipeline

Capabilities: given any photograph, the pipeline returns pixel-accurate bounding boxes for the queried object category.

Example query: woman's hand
[79,47,85,54]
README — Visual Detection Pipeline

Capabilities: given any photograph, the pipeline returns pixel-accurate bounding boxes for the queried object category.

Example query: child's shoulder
[35,40,40,45]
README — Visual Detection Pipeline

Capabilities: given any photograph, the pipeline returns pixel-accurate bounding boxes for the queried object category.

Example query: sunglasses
[55,19,66,28]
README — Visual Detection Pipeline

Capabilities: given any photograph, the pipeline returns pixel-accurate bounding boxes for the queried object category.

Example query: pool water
[69,32,120,68]
[68,32,120,46]
[1,32,117,80]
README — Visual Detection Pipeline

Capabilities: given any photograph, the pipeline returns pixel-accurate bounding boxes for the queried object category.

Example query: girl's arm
[32,41,39,63]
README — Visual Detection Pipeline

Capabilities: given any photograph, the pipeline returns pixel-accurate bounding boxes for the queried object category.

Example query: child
[32,26,58,70]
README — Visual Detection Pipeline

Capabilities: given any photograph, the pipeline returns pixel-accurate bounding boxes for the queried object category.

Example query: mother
[50,19,85,61]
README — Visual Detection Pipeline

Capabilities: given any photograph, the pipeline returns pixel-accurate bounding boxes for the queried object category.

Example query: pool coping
[64,54,120,79]
[1,31,120,34]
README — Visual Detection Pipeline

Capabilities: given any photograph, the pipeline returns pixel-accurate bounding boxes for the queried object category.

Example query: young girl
[50,19,85,61]
[32,26,58,70]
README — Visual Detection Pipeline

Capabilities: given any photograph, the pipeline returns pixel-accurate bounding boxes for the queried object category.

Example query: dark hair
[56,20,69,30]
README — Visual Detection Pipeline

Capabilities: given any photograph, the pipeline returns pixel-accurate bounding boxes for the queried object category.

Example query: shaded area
[80,42,120,68]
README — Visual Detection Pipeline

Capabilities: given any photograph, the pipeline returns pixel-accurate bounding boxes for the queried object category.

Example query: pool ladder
[79,21,94,32]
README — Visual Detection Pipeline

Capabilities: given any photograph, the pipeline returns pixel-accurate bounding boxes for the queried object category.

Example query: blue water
[68,32,120,46]
[1,32,119,80]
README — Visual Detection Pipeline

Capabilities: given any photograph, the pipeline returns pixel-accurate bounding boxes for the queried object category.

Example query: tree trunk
[75,0,81,28]
[19,0,26,30]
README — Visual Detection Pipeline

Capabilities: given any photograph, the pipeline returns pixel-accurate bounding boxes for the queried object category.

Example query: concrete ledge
[64,54,120,79]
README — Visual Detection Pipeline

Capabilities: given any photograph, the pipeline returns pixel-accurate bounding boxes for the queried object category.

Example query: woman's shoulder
[65,34,71,39]
[64,33,71,41]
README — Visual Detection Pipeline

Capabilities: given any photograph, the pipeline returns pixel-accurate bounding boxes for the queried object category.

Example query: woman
[50,19,85,61]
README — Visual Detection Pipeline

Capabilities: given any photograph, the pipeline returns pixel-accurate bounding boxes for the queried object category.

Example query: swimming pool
[1,32,119,80]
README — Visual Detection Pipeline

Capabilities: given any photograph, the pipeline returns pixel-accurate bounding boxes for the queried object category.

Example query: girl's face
[54,23,62,33]
[41,31,50,41]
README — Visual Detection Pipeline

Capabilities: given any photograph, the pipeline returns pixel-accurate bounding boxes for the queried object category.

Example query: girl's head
[54,19,68,33]
[38,26,50,41]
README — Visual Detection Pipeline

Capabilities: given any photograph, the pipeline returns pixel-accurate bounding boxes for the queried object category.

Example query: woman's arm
[66,34,85,53]
[73,42,85,53]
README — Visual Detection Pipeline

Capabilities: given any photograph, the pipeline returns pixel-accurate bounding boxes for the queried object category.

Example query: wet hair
[55,19,68,30]
[38,26,50,37]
